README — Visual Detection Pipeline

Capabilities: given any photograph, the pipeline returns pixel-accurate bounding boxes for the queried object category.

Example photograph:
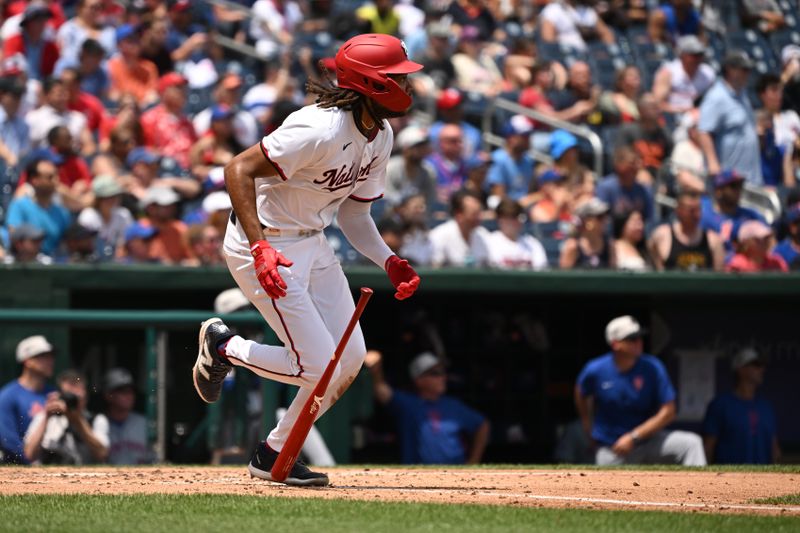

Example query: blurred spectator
[56,222,98,263]
[94,368,152,465]
[652,35,715,115]
[649,191,725,271]
[140,17,174,76]
[773,204,800,270]
[647,0,703,43]
[97,95,142,155]
[107,24,159,106]
[447,0,496,41]
[701,170,766,250]
[26,78,95,156]
[614,93,672,181]
[45,125,93,211]
[24,369,109,465]
[726,220,788,272]
[415,22,455,91]
[519,60,570,129]
[0,335,55,464]
[365,350,490,464]
[739,0,786,33]
[782,45,800,113]
[550,129,595,204]
[703,348,780,464]
[242,57,293,131]
[602,65,642,123]
[548,61,599,125]
[502,38,538,92]
[451,26,504,98]
[194,73,260,148]
[140,186,194,265]
[426,123,468,205]
[6,157,70,256]
[429,89,481,159]
[119,221,159,264]
[530,169,574,224]
[539,0,615,52]
[487,115,535,207]
[0,77,30,167]
[4,224,52,264]
[575,316,706,466]
[62,38,109,100]
[670,109,707,192]
[188,222,223,266]
[61,67,106,136]
[140,73,197,170]
[596,145,654,221]
[560,197,615,269]
[121,147,200,203]
[394,192,433,267]
[385,125,436,209]
[2,2,59,81]
[356,0,400,36]
[596,0,649,30]
[249,0,302,60]
[189,105,245,179]
[429,189,489,267]
[612,209,650,271]
[757,109,794,188]
[757,73,799,185]
[698,50,761,185]
[77,174,133,261]
[55,0,116,70]
[486,198,547,270]
[460,152,493,213]
[166,0,209,65]
[2,53,40,117]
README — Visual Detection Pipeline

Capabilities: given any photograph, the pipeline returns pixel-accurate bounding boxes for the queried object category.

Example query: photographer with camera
[24,370,109,465]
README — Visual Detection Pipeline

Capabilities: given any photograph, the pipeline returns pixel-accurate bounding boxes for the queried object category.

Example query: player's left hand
[384,255,420,300]
[611,433,635,456]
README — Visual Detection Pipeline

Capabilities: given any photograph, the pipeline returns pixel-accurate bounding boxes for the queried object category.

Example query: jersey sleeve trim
[260,140,288,181]
[348,193,384,203]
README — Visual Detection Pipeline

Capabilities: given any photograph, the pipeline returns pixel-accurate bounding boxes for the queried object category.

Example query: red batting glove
[251,240,294,299]
[385,255,420,300]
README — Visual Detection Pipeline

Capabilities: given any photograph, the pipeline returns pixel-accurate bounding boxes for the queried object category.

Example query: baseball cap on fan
[396,125,429,150]
[409,352,443,379]
[731,347,764,371]
[605,315,646,345]
[16,335,54,363]
[104,367,135,392]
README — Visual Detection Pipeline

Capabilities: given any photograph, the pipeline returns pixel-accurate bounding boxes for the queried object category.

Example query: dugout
[1,264,799,464]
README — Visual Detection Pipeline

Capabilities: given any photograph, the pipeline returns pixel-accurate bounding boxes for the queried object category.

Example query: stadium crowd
[0,0,798,273]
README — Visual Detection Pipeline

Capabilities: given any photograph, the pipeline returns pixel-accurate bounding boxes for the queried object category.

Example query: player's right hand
[250,240,294,299]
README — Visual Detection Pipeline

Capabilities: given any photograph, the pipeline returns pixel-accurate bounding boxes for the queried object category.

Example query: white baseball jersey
[227,104,392,249]
[486,230,548,270]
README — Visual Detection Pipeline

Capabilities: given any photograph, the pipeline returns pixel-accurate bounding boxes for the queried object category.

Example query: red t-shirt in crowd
[726,253,789,273]
[519,87,552,130]
[140,104,197,169]
[68,92,107,133]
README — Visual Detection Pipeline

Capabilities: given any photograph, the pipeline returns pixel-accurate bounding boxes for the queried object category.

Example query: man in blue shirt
[0,335,56,463]
[774,205,800,270]
[700,169,765,252]
[575,315,706,465]
[697,50,762,185]
[0,78,30,167]
[487,115,535,206]
[595,145,654,222]
[702,348,779,464]
[365,350,489,464]
[5,157,71,256]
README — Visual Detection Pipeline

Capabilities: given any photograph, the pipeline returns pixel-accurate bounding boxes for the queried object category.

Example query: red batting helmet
[335,33,423,112]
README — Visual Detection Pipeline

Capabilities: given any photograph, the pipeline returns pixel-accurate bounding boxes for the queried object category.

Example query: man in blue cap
[773,204,800,270]
[700,169,765,251]
[487,115,535,208]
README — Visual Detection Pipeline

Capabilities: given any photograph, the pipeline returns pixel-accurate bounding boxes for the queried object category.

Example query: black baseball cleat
[192,318,234,403]
[247,442,330,487]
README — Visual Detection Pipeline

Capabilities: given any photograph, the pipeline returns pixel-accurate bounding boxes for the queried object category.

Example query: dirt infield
[2,467,799,516]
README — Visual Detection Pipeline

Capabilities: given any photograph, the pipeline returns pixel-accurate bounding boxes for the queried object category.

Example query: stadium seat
[324,226,360,264]
[727,30,779,73]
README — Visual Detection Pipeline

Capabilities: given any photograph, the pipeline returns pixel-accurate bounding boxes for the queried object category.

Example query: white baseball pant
[595,430,707,466]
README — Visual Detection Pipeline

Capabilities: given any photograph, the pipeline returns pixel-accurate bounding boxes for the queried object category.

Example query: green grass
[752,493,800,505]
[1,494,798,533]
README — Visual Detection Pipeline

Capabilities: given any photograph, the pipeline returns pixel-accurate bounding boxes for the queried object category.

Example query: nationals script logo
[314,156,378,192]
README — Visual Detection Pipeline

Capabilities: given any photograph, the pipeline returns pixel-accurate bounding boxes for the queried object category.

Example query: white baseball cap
[214,288,250,314]
[16,335,54,363]
[605,316,645,345]
[396,125,429,150]
[409,352,442,379]
[731,348,763,370]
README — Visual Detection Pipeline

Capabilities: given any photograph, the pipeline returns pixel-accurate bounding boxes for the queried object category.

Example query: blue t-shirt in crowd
[700,196,764,250]
[0,380,52,463]
[577,353,676,447]
[702,392,776,464]
[659,4,701,37]
[487,148,535,201]
[5,196,72,255]
[595,175,653,221]
[773,238,800,270]
[760,128,786,187]
[389,390,485,464]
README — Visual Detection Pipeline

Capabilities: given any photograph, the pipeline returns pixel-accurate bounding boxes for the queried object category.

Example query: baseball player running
[192,34,422,486]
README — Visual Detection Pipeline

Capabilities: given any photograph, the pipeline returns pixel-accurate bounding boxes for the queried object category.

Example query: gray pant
[595,430,707,466]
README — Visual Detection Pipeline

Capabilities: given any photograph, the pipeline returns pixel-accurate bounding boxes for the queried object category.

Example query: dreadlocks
[305,75,386,131]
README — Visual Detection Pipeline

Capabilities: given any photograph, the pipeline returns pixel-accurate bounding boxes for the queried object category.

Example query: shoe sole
[192,317,223,404]
[247,462,329,487]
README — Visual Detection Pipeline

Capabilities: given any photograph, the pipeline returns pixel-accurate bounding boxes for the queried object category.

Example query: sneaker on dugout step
[192,317,233,403]
[248,443,330,487]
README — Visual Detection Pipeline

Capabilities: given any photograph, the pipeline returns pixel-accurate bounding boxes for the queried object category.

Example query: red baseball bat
[271,287,373,482]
